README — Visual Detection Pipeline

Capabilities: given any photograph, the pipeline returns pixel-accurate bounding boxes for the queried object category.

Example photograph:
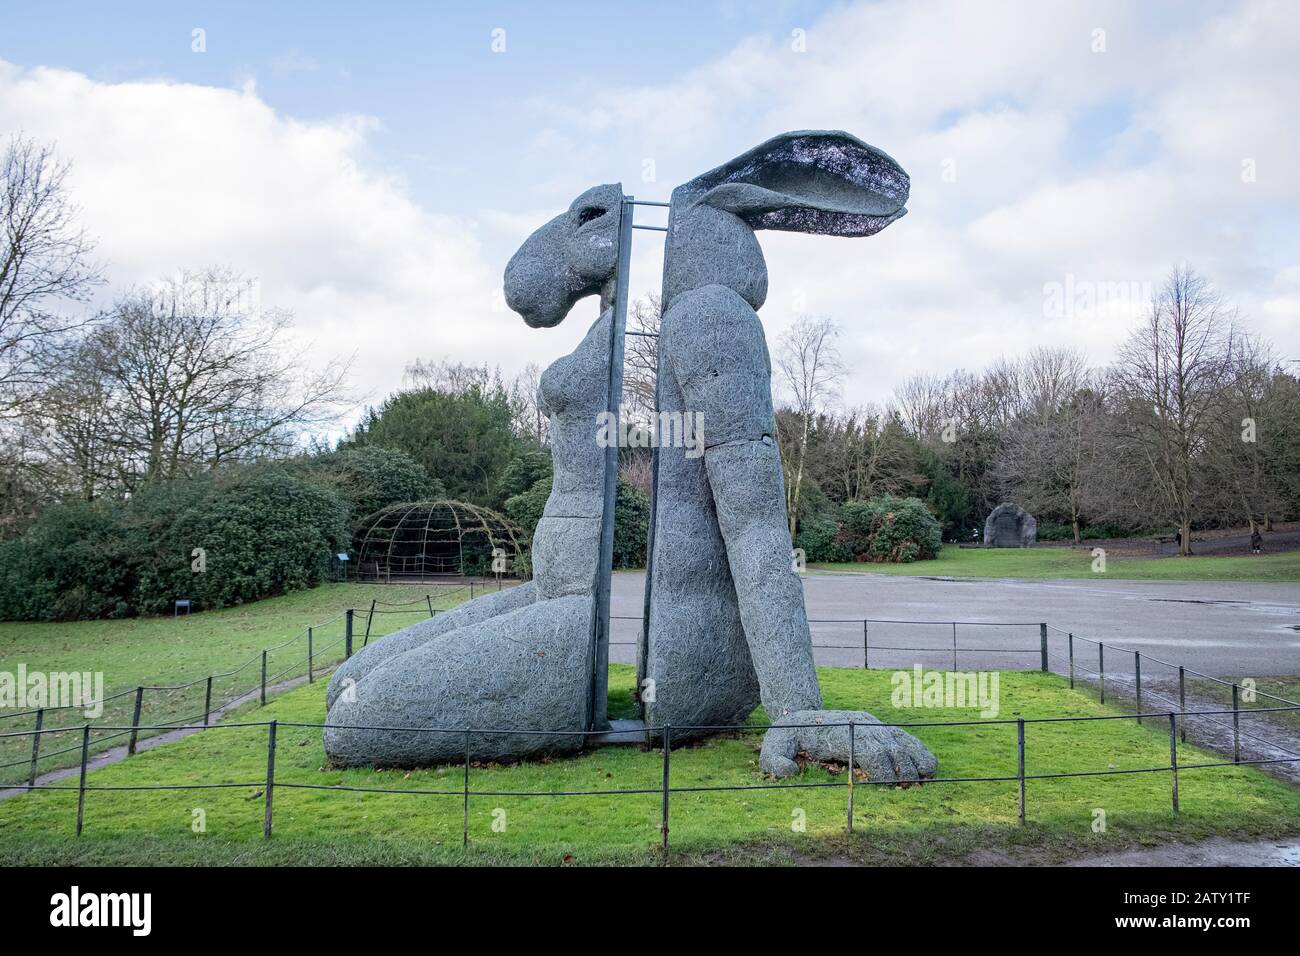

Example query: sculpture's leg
[325,581,537,710]
[324,593,592,767]
[641,336,759,736]
[664,284,821,720]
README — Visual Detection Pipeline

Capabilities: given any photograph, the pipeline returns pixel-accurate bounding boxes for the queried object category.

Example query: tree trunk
[1179,519,1192,556]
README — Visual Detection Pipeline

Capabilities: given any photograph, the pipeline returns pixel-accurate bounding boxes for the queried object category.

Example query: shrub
[135,470,350,614]
[307,446,442,525]
[504,473,650,569]
[838,495,942,563]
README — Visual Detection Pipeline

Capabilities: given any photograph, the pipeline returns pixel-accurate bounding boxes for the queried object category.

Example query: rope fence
[5,704,1298,850]
[0,587,476,787]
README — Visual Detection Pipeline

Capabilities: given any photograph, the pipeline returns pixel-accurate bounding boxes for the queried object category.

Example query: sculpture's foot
[323,593,591,768]
[325,581,536,709]
[759,710,937,783]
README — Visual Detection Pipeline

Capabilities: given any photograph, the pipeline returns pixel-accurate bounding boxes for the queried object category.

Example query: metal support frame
[589,194,636,732]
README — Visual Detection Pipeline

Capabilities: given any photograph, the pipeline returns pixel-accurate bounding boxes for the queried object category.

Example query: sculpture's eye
[577,206,606,225]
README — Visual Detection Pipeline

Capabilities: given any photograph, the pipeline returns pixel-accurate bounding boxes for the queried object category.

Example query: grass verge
[2,664,1297,865]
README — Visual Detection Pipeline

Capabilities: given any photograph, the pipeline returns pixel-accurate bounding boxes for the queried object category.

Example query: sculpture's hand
[759,710,938,782]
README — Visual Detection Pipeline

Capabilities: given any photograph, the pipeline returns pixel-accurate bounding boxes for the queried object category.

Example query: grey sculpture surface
[983,502,1037,548]
[322,185,625,766]
[759,711,939,782]
[640,131,936,778]
[324,135,938,783]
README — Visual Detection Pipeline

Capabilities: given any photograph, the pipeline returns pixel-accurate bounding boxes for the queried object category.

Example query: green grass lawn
[2,665,1297,866]
[814,546,1300,582]
[0,583,477,784]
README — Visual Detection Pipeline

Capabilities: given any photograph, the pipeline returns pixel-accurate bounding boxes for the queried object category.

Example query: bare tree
[775,315,844,536]
[0,136,103,416]
[1109,264,1242,555]
[622,293,661,427]
[29,269,352,489]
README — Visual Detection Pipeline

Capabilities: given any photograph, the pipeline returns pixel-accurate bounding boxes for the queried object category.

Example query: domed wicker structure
[351,501,526,582]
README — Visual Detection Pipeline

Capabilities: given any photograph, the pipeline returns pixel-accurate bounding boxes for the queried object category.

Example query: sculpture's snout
[504,183,623,329]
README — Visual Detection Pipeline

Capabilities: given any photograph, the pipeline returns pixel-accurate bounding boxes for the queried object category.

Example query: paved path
[610,571,1300,678]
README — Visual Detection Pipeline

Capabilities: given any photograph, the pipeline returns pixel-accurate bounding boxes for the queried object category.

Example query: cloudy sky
[2,0,1297,419]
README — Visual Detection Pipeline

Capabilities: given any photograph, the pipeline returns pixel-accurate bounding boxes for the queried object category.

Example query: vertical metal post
[463,728,471,848]
[1134,652,1142,724]
[1168,713,1179,816]
[28,708,44,789]
[364,600,376,647]
[589,194,635,734]
[1016,719,1026,825]
[128,686,144,755]
[263,721,276,839]
[1178,666,1186,742]
[661,724,671,852]
[260,651,267,705]
[307,627,314,683]
[76,724,89,836]
[1099,643,1105,704]
[952,622,958,672]
[470,582,475,600]
[426,595,434,617]
[862,621,869,669]
[1232,683,1240,763]
[204,676,213,727]
[345,609,354,659]
[1067,633,1074,688]
[847,721,855,833]
[1039,623,1048,673]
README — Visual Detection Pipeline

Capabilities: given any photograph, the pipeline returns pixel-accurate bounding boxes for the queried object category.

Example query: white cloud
[2,0,1297,426]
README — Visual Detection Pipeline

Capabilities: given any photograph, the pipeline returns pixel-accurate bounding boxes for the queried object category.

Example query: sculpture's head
[504,183,624,328]
[663,130,910,310]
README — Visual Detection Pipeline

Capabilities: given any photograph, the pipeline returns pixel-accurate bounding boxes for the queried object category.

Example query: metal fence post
[263,720,276,839]
[470,582,475,600]
[345,609,354,659]
[260,650,267,705]
[847,721,855,834]
[1016,719,1026,825]
[1134,652,1142,724]
[1067,633,1074,688]
[1232,683,1240,763]
[364,600,376,647]
[862,621,869,669]
[463,729,471,848]
[307,627,314,683]
[1178,666,1186,743]
[28,708,44,789]
[204,676,213,727]
[427,595,434,617]
[1099,643,1105,704]
[76,724,90,836]
[661,726,672,852]
[128,685,144,755]
[1039,623,1048,673]
[1168,712,1179,816]
[952,621,958,672]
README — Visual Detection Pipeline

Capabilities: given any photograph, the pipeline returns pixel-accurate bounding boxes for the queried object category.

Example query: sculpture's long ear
[682,130,909,237]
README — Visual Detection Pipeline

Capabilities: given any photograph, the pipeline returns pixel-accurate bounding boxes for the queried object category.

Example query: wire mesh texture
[4,606,1300,850]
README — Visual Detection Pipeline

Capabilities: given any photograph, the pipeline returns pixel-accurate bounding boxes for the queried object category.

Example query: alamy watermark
[891,665,1000,718]
[596,407,705,458]
[0,665,105,718]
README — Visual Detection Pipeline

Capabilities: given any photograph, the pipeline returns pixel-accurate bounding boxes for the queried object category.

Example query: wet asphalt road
[609,571,1300,679]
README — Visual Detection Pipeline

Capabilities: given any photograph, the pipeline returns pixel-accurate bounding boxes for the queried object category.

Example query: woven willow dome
[351,500,526,581]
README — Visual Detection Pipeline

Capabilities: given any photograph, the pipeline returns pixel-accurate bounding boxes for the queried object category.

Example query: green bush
[307,446,442,525]
[794,513,850,564]
[0,500,135,621]
[504,473,650,569]
[0,469,350,621]
[135,470,349,615]
[838,495,942,563]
